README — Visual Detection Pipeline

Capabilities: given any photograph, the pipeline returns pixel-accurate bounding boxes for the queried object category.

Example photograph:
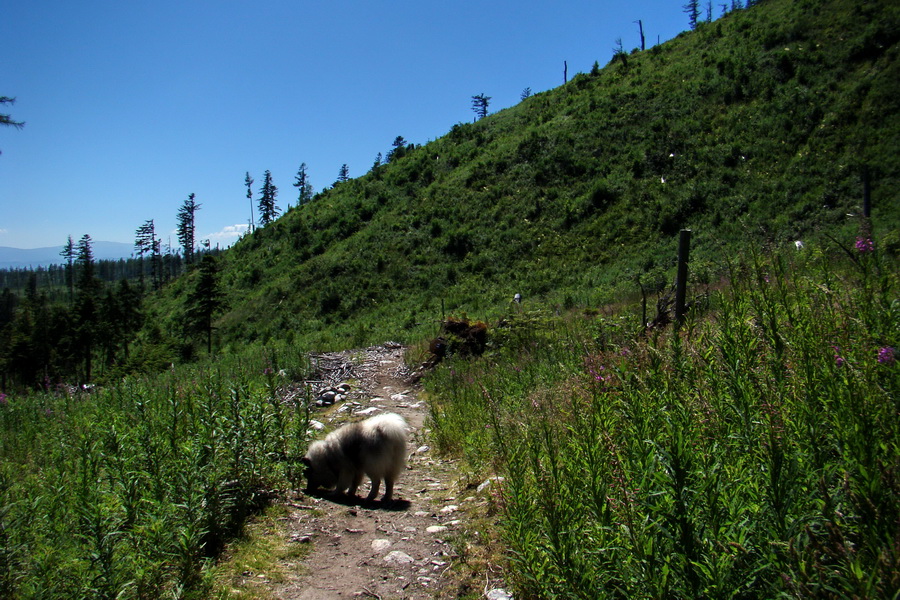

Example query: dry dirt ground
[245,343,509,600]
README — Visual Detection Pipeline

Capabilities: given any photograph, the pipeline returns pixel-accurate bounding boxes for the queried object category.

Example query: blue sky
[1,0,688,251]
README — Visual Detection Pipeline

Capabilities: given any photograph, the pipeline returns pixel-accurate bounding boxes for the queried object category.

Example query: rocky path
[265,344,467,600]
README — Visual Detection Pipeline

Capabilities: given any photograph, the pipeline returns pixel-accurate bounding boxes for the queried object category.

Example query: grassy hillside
[0,2,897,597]
[425,241,899,598]
[147,0,898,354]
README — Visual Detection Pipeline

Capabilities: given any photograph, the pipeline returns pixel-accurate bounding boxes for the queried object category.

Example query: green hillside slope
[150,0,900,353]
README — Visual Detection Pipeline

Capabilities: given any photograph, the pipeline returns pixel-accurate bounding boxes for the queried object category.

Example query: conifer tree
[177,193,201,266]
[471,94,491,120]
[74,234,99,381]
[0,96,24,155]
[336,164,350,184]
[257,170,280,226]
[76,234,98,294]
[293,163,313,206]
[612,38,628,68]
[134,220,158,291]
[684,0,700,29]
[245,172,255,233]
[60,235,75,301]
[387,136,408,162]
[90,277,136,372]
[186,255,223,354]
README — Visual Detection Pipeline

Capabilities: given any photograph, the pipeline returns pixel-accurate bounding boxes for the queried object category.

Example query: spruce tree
[74,234,99,381]
[257,170,280,226]
[684,0,700,29]
[293,163,313,206]
[0,96,24,155]
[134,220,159,291]
[387,136,408,163]
[471,94,491,120]
[186,255,223,354]
[245,172,255,233]
[60,235,75,301]
[177,193,201,266]
[336,164,350,184]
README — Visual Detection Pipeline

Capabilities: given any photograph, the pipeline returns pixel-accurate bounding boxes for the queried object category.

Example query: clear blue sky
[1,0,688,251]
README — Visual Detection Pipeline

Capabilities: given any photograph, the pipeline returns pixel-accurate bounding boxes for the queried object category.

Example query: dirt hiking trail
[254,343,503,600]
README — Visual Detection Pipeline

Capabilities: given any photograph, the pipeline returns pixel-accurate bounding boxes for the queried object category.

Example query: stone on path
[383,550,414,564]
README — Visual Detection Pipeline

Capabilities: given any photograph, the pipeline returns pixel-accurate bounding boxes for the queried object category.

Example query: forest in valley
[0,0,898,597]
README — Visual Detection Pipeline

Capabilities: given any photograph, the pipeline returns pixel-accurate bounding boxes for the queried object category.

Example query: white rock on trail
[383,550,414,564]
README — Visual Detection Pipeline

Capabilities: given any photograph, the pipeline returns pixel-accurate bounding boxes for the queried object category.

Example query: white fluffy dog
[302,413,407,502]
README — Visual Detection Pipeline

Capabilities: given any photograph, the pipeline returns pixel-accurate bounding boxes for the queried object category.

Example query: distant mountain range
[0,241,134,269]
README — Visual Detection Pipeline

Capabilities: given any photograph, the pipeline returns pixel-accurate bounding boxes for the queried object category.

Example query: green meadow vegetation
[0,0,898,597]
[0,346,311,599]
[425,241,899,598]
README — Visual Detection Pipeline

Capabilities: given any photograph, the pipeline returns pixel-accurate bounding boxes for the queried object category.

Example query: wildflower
[877,347,895,366]
[832,345,845,367]
[263,367,274,376]
[620,347,631,357]
[589,366,606,382]
[0,393,7,406]
[855,236,874,253]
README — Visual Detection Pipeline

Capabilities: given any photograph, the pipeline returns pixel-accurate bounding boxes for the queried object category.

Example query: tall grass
[425,241,899,598]
[0,343,311,599]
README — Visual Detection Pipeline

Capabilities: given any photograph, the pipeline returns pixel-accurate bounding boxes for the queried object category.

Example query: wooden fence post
[675,229,692,327]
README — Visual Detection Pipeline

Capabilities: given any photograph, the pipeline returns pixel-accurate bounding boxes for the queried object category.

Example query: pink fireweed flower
[589,366,606,382]
[832,345,845,367]
[878,347,895,365]
[855,237,874,253]
[0,393,7,405]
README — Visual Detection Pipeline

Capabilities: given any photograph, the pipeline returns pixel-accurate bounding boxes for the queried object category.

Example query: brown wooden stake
[675,229,692,327]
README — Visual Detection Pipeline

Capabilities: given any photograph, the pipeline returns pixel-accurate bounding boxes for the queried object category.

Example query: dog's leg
[348,471,365,497]
[382,477,394,502]
[365,477,381,502]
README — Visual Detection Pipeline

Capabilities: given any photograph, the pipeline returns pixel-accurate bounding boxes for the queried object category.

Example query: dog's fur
[302,413,407,502]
